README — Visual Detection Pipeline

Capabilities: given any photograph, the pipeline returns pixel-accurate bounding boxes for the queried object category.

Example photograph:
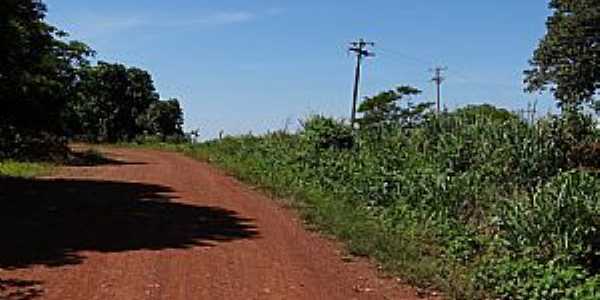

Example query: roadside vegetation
[3,0,600,299]
[0,1,185,163]
[153,105,600,299]
[0,161,53,178]
[141,2,600,297]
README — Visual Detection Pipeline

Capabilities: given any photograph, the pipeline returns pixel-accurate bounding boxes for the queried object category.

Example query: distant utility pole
[431,66,447,114]
[519,100,538,125]
[349,39,375,125]
[526,101,538,125]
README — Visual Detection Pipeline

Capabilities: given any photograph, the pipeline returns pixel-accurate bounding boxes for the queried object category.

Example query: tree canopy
[0,1,93,131]
[0,0,95,158]
[0,0,186,158]
[140,99,185,139]
[358,86,433,128]
[64,62,185,142]
[525,0,600,110]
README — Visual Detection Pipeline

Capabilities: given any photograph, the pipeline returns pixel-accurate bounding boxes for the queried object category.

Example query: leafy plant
[159,104,600,298]
[474,258,600,300]
[497,171,600,264]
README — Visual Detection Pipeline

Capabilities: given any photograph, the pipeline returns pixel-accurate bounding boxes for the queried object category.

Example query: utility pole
[522,100,538,125]
[530,100,538,125]
[349,39,375,126]
[431,66,447,114]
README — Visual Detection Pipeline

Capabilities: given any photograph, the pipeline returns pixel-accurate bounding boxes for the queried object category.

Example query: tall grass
[159,106,600,299]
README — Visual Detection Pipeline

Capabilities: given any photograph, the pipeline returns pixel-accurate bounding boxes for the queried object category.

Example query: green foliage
[139,99,185,140]
[171,104,600,298]
[300,115,354,150]
[497,171,600,263]
[0,0,93,159]
[357,85,433,128]
[0,0,184,158]
[0,127,69,161]
[453,104,520,124]
[525,0,600,109]
[65,62,185,143]
[0,161,53,178]
[475,258,600,300]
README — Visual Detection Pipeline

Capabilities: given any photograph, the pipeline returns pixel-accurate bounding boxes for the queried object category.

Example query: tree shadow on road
[0,177,259,270]
[0,279,44,300]
[65,148,147,167]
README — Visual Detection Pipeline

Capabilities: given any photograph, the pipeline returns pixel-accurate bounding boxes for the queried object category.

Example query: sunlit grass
[125,110,600,299]
[0,161,53,178]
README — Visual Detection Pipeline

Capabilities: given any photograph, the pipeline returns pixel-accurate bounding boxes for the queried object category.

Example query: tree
[357,86,433,128]
[140,99,185,139]
[525,0,600,111]
[0,0,184,156]
[70,62,160,142]
[0,0,92,158]
[454,104,522,125]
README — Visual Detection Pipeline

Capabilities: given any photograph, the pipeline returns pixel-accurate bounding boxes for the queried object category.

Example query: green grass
[124,109,600,299]
[126,141,470,297]
[0,161,53,178]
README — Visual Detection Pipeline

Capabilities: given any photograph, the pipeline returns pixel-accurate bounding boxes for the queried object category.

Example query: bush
[474,258,600,300]
[497,171,600,264]
[170,106,600,298]
[300,115,354,151]
[570,143,600,169]
[0,127,68,161]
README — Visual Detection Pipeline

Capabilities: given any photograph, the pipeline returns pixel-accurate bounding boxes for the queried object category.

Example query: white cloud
[200,11,256,25]
[55,8,283,40]
[81,10,271,33]
[56,15,147,39]
[169,11,256,27]
[97,16,146,31]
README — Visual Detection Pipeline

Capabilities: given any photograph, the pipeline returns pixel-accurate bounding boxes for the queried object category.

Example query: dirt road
[0,148,434,300]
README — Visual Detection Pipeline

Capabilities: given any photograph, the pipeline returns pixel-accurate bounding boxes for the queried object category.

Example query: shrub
[300,115,354,151]
[0,127,68,161]
[179,105,600,298]
[497,171,600,264]
[570,142,600,169]
[474,258,600,300]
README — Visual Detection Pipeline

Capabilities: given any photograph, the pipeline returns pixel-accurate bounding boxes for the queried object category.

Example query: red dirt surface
[0,147,438,300]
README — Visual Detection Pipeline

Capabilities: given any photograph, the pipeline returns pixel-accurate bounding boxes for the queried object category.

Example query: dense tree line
[0,0,184,159]
[64,62,183,142]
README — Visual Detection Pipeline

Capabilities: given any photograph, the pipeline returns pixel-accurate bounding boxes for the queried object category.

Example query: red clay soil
[0,147,439,300]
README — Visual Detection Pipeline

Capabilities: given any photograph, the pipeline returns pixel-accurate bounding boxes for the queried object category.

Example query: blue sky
[46,1,553,138]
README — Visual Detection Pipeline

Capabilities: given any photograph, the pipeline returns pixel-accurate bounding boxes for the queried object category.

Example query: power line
[377,48,531,94]
[376,47,435,66]
[430,66,447,114]
[349,38,375,126]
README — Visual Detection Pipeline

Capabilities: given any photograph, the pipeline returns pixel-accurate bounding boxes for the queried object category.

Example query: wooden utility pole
[349,39,375,125]
[529,100,538,125]
[431,66,447,114]
[520,100,538,125]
